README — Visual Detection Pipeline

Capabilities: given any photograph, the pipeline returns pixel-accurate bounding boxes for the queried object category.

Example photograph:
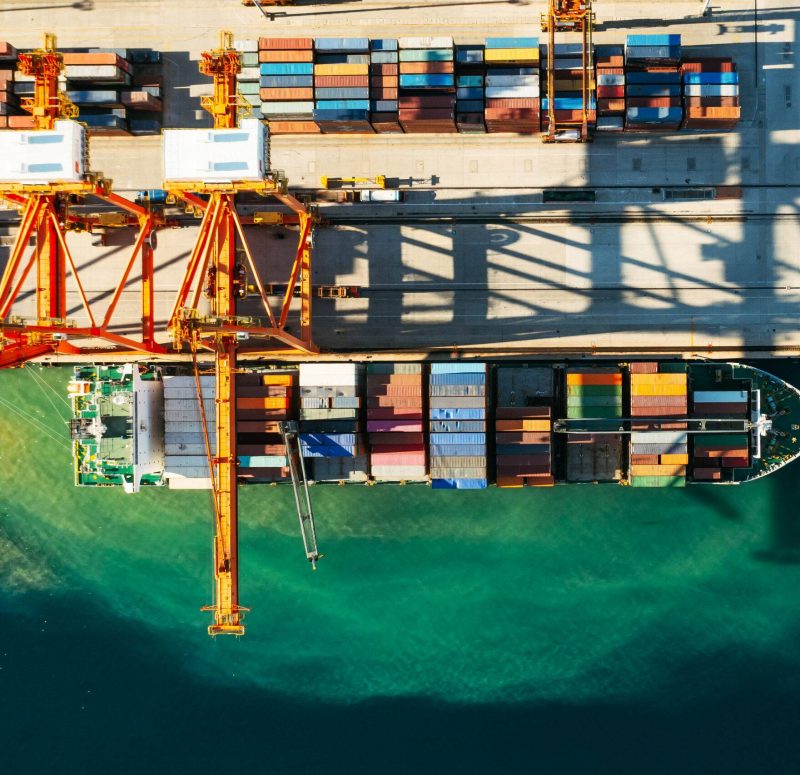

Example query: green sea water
[2,364,800,774]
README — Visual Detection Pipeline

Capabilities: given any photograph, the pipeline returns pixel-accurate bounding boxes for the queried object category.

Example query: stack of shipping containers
[313,37,372,133]
[681,57,740,130]
[541,42,596,135]
[628,363,689,487]
[494,367,554,488]
[692,433,751,481]
[398,36,456,133]
[0,42,18,127]
[258,37,317,134]
[595,43,625,133]
[298,363,368,483]
[234,38,262,117]
[369,39,401,133]
[162,374,215,490]
[429,363,488,489]
[565,367,623,482]
[484,37,540,134]
[454,44,485,133]
[624,34,683,132]
[235,371,295,483]
[366,364,427,482]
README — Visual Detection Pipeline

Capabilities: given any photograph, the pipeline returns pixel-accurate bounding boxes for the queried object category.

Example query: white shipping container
[163,118,268,183]
[163,388,216,400]
[238,67,261,80]
[165,455,211,467]
[485,75,540,87]
[299,363,359,387]
[167,476,213,490]
[596,117,624,131]
[485,85,540,99]
[597,74,625,86]
[233,38,259,52]
[260,101,315,115]
[683,84,739,97]
[163,375,215,388]
[165,443,209,455]
[0,120,86,184]
[164,410,212,423]
[398,36,454,49]
[65,64,125,80]
[631,431,689,444]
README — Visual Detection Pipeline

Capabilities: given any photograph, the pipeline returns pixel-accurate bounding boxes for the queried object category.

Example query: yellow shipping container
[630,383,687,396]
[262,374,294,386]
[522,420,551,431]
[630,464,687,477]
[660,454,689,465]
[629,373,687,384]
[313,64,369,75]
[485,48,540,63]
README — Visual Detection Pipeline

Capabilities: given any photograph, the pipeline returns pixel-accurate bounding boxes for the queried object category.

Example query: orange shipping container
[566,373,622,386]
[259,50,314,63]
[630,373,687,384]
[259,38,314,50]
[237,397,290,410]
[496,420,524,431]
[267,121,321,134]
[399,62,455,74]
[260,88,314,101]
[660,453,689,465]
[261,374,294,386]
[497,476,524,488]
[524,475,555,487]
[630,464,687,476]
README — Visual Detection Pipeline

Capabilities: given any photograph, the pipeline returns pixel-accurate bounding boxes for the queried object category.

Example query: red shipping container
[401,122,458,133]
[485,108,538,121]
[367,408,424,419]
[369,433,425,445]
[315,76,370,88]
[680,59,736,73]
[597,66,625,76]
[496,454,550,467]
[693,468,722,480]
[630,362,659,373]
[631,454,660,465]
[596,55,624,68]
[684,97,739,108]
[62,52,132,74]
[495,432,551,444]
[259,50,314,63]
[597,99,625,113]
[596,86,624,99]
[7,115,35,129]
[485,98,539,109]
[399,108,455,119]
[259,37,314,50]
[497,464,551,477]
[694,402,747,414]
[721,455,750,468]
[626,97,682,108]
[399,95,455,108]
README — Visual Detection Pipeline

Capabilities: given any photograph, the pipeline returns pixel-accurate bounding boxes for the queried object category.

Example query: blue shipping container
[429,421,486,433]
[312,108,370,121]
[457,75,484,87]
[456,47,484,64]
[430,409,486,421]
[683,72,739,85]
[626,71,681,84]
[429,433,486,446]
[314,100,370,110]
[626,34,681,47]
[371,100,398,112]
[430,363,486,375]
[456,100,484,112]
[431,445,487,457]
[399,74,454,88]
[456,87,483,100]
[314,37,370,52]
[485,37,539,49]
[624,45,681,60]
[625,84,681,97]
[260,63,314,75]
[626,107,684,122]
[371,39,399,52]
[370,52,398,64]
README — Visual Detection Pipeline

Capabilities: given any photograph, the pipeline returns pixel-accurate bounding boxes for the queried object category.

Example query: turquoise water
[2,364,800,773]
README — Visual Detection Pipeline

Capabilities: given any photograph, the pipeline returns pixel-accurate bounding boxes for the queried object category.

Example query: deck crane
[164,31,321,636]
[0,33,168,368]
[541,0,595,142]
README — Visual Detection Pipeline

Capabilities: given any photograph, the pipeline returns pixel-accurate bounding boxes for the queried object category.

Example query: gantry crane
[165,32,320,636]
[541,0,595,142]
[0,34,168,368]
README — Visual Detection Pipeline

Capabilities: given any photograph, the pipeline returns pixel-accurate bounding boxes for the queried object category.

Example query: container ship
[68,360,800,492]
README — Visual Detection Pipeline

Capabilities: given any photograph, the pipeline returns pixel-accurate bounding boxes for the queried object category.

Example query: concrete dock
[0,0,798,357]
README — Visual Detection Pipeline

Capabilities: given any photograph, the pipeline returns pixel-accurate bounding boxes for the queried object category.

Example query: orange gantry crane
[165,32,319,636]
[541,0,595,142]
[0,34,167,368]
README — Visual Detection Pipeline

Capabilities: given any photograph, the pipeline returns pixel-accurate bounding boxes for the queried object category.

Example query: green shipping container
[658,362,689,373]
[631,475,686,487]
[567,396,623,407]
[566,384,623,396]
[694,433,749,449]
[566,405,622,419]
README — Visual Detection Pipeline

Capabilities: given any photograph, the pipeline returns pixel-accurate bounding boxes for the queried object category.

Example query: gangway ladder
[279,420,321,568]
